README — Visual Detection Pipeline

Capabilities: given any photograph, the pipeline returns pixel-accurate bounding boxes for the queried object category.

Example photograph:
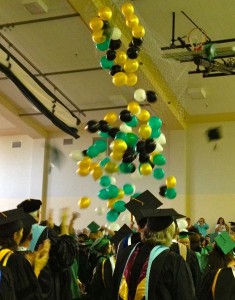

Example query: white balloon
[155,133,166,145]
[134,88,146,102]
[110,176,116,184]
[111,27,122,40]
[120,123,132,133]
[154,142,163,152]
[108,223,120,231]
[94,206,106,216]
[177,219,188,230]
[69,150,83,162]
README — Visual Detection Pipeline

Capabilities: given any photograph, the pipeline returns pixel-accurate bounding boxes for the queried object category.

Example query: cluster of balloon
[159,175,177,200]
[89,2,145,87]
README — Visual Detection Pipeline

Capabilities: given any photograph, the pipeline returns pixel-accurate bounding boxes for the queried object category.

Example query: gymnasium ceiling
[0,0,234,139]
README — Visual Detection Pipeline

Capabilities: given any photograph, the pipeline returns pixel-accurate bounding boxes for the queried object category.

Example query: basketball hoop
[188,28,208,51]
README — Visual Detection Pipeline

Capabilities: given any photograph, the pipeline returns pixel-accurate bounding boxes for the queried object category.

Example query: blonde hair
[143,221,176,247]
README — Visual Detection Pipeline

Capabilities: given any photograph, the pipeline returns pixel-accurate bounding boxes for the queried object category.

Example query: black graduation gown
[199,267,235,300]
[6,252,43,300]
[113,242,196,300]
[0,265,16,300]
[34,227,77,300]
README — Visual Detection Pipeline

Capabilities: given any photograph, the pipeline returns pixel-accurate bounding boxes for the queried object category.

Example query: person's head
[178,229,192,248]
[217,217,225,225]
[207,243,234,270]
[178,237,190,248]
[17,199,42,223]
[20,214,37,246]
[92,237,112,255]
[186,217,191,225]
[199,217,205,225]
[189,233,201,252]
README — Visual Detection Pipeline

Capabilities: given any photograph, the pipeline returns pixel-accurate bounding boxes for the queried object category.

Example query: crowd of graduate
[0,190,234,300]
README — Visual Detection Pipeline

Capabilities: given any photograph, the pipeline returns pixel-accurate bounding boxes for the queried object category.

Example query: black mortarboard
[0,208,25,237]
[229,221,235,226]
[206,127,222,141]
[17,199,42,213]
[21,214,37,243]
[140,208,185,232]
[110,224,132,248]
[125,190,163,221]
[87,221,100,233]
[215,231,235,255]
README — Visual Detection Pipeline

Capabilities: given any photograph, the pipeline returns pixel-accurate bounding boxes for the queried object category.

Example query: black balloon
[109,39,122,50]
[122,151,137,163]
[146,90,157,103]
[99,120,110,132]
[145,138,156,153]
[127,46,139,59]
[132,37,144,47]
[159,185,167,197]
[102,20,109,30]
[136,140,145,153]
[139,151,150,163]
[119,110,132,122]
[106,49,116,61]
[108,127,120,138]
[82,149,87,156]
[85,120,100,133]
[109,64,123,76]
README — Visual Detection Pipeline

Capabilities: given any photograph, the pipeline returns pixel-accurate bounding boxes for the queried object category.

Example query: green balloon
[165,188,177,199]
[87,145,99,158]
[123,183,135,195]
[96,39,110,51]
[95,139,107,153]
[99,157,111,167]
[126,116,138,127]
[106,209,119,222]
[100,56,114,69]
[152,154,166,166]
[98,188,109,200]
[119,162,134,174]
[125,133,138,147]
[98,131,109,138]
[153,168,165,180]
[107,184,119,198]
[150,128,161,139]
[148,116,162,130]
[115,131,127,141]
[99,175,111,187]
[131,192,141,199]
[113,200,126,213]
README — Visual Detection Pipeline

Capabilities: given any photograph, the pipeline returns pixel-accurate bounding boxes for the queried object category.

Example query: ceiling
[0,0,235,139]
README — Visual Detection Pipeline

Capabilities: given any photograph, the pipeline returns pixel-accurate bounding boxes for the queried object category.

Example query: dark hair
[190,233,201,252]
[217,217,225,224]
[206,244,234,271]
[0,236,18,251]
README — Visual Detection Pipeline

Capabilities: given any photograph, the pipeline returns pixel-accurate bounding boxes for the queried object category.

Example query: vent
[12,141,22,148]
[63,138,73,145]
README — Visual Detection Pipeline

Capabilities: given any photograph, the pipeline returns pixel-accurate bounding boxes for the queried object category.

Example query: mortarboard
[110,224,132,248]
[140,208,185,232]
[17,199,42,213]
[87,221,100,233]
[92,237,110,252]
[229,221,235,226]
[21,214,37,243]
[0,208,25,237]
[178,229,194,239]
[206,127,222,142]
[215,231,235,255]
[125,190,163,221]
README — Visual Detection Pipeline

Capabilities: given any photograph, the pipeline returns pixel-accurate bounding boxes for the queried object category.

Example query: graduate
[112,205,196,300]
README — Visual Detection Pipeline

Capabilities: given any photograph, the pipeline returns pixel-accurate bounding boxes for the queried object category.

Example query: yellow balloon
[126,73,138,86]
[121,3,134,18]
[104,112,118,124]
[78,156,92,168]
[115,51,127,65]
[137,109,150,122]
[91,166,103,180]
[140,163,153,175]
[104,161,119,173]
[117,189,125,199]
[98,6,112,21]
[124,59,139,73]
[166,176,177,188]
[89,162,99,171]
[132,24,145,38]
[92,30,105,44]
[107,198,118,209]
[138,124,152,139]
[76,167,90,177]
[112,72,127,86]
[127,101,141,115]
[89,17,104,31]
[110,151,123,161]
[110,139,128,152]
[78,196,91,209]
[126,14,139,28]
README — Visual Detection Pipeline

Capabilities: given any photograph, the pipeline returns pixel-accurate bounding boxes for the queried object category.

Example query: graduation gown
[113,242,196,300]
[199,267,235,300]
[0,266,16,300]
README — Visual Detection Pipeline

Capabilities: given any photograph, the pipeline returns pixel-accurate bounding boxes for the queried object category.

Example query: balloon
[127,101,141,115]
[165,188,177,199]
[145,138,156,153]
[126,115,138,127]
[119,110,132,122]
[104,161,119,173]
[78,156,92,168]
[92,30,105,44]
[98,6,112,21]
[87,145,100,158]
[98,188,109,200]
[99,157,111,167]
[110,176,116,184]
[104,112,118,124]
[94,139,107,153]
[107,184,119,198]
[89,17,104,31]
[106,209,119,222]
[98,131,110,138]
[108,223,120,231]
[134,89,146,102]
[136,140,145,153]
[124,59,139,73]
[139,163,152,175]
[138,151,150,163]
[127,46,139,59]
[96,39,110,51]
[110,151,123,161]
[153,168,165,180]
[132,24,145,38]
[119,162,135,174]
[78,196,91,209]
[150,129,161,139]
[146,90,157,103]
[95,206,106,216]
[115,131,127,141]
[119,123,132,133]
[122,150,137,163]
[69,150,83,162]
[110,139,128,152]
[106,49,116,61]
[91,166,103,180]
[166,176,177,188]
[177,219,188,230]
[100,56,114,69]
[137,109,150,122]
[112,72,127,86]
[111,27,122,40]
[132,37,144,47]
[117,189,125,199]
[123,183,135,195]
[159,185,167,197]
[85,120,100,133]
[126,73,138,87]
[121,3,134,18]
[126,14,139,28]
[138,124,152,139]
[114,51,127,65]
[108,128,120,138]
[99,120,110,132]
[113,200,126,213]
[148,116,162,130]
[89,162,99,171]
[99,175,111,187]
[109,39,122,50]
[152,153,166,165]
[155,143,163,153]
[155,133,166,145]
[109,64,123,76]
[107,198,118,209]
[76,167,90,176]
[125,133,139,147]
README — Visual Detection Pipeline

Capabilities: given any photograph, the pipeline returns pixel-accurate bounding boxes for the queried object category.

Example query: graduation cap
[206,127,222,142]
[110,224,132,248]
[178,229,194,239]
[21,214,37,243]
[125,190,163,221]
[0,208,25,237]
[215,231,235,255]
[17,199,42,213]
[140,208,185,232]
[229,221,235,226]
[87,221,100,233]
[92,237,110,252]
